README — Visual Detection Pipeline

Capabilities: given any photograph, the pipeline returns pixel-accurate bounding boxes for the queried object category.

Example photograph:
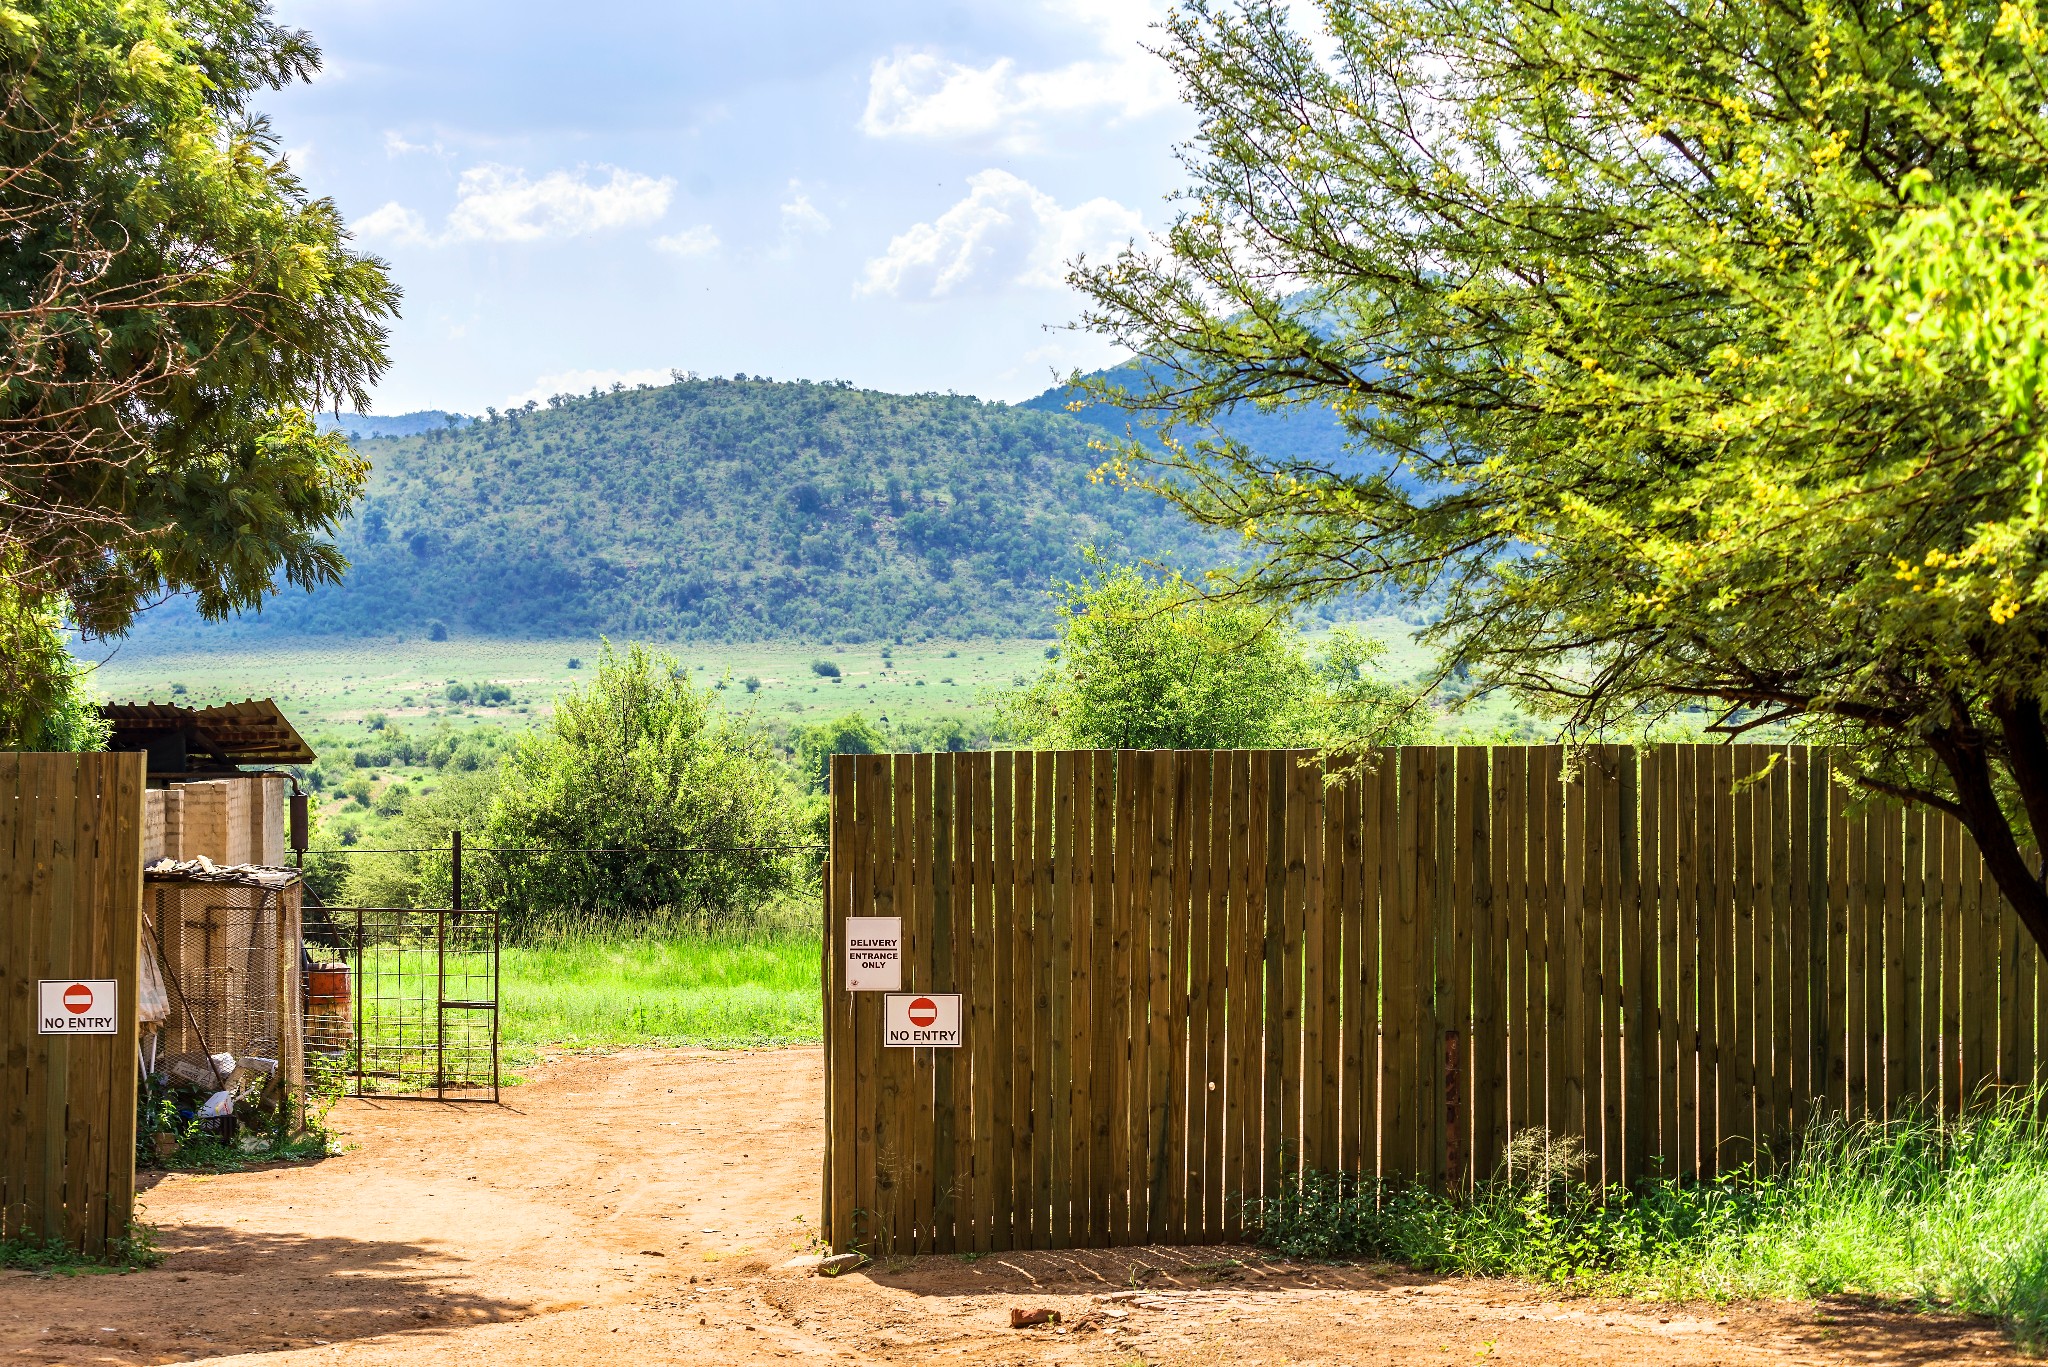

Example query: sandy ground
[1,1047,2033,1366]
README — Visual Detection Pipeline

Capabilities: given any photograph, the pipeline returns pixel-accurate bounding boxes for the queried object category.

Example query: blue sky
[266,0,1194,415]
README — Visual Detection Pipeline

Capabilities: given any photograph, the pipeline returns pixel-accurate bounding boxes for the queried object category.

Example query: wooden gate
[820,745,2048,1255]
[1,752,146,1254]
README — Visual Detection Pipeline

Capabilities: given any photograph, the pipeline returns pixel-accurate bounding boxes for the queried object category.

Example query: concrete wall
[143,774,287,865]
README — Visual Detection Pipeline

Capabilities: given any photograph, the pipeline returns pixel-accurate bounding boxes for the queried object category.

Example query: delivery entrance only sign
[38,980,118,1035]
[844,917,902,991]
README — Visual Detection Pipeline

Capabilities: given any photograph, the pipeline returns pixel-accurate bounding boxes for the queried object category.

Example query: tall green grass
[1252,1091,2048,1345]
[499,910,822,1059]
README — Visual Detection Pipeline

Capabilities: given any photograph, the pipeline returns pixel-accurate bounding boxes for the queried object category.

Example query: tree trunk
[1928,723,2048,957]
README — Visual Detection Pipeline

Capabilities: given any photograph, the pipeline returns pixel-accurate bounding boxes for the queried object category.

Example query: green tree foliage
[996,564,1425,750]
[1071,0,2048,949]
[0,587,107,750]
[146,378,1226,644]
[477,642,803,923]
[791,711,887,791]
[0,1,398,692]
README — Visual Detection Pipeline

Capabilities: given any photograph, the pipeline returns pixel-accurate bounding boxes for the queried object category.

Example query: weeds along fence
[819,745,2048,1255]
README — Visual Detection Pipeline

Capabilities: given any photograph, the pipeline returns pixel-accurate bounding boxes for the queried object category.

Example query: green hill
[143,377,1226,644]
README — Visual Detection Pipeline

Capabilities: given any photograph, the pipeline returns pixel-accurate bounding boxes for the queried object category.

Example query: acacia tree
[1072,0,2048,950]
[0,0,398,740]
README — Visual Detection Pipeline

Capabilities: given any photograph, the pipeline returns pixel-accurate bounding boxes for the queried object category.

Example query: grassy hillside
[154,377,1225,645]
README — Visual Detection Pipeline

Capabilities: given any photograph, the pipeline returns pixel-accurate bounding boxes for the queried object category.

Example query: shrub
[810,659,841,678]
[445,681,472,703]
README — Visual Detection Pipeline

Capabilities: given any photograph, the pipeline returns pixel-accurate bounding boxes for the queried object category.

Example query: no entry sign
[884,993,962,1047]
[844,916,902,992]
[38,980,118,1035]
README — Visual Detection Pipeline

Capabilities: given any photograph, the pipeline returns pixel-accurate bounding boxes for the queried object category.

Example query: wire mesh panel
[344,908,499,1101]
[145,879,303,1094]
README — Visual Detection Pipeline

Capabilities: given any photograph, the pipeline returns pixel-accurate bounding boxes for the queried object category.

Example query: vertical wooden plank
[1536,746,1567,1157]
[1280,754,1309,1183]
[1824,760,1850,1117]
[1087,751,1116,1248]
[1882,801,1906,1115]
[1768,750,1795,1155]
[2000,873,2025,1091]
[1227,750,1259,1236]
[1313,755,1342,1174]
[1964,834,1995,1104]
[1433,745,1459,1189]
[1183,752,1213,1240]
[1692,746,1720,1177]
[1601,747,1628,1188]
[968,753,997,1251]
[1109,750,1140,1246]
[100,757,141,1248]
[0,755,26,1240]
[1901,792,1924,1112]
[1384,748,1423,1182]
[1203,753,1231,1238]
[1068,753,1094,1245]
[1261,751,1287,1196]
[878,755,912,1251]
[930,755,959,1253]
[1559,747,1588,1159]
[1652,745,1680,1178]
[1045,752,1074,1250]
[1671,745,1698,1180]
[1620,746,1649,1187]
[1030,752,1057,1249]
[1340,761,1370,1179]
[62,756,103,1250]
[1845,796,1871,1120]
[952,755,977,1251]
[1145,751,1178,1238]
[1164,752,1195,1241]
[1727,747,1758,1170]
[33,755,69,1243]
[1787,748,1813,1124]
[1446,748,1477,1187]
[1008,751,1036,1248]
[1497,749,1528,1154]
[988,754,1016,1249]
[1924,808,1949,1119]
[1469,747,1503,1183]
[850,758,883,1251]
[909,753,937,1252]
[828,756,856,1246]
[1706,745,1735,1174]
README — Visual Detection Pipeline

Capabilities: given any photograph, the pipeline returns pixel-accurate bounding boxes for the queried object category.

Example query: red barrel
[306,963,353,1053]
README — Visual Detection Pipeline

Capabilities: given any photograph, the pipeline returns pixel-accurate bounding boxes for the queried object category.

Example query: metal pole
[354,907,364,1098]
[491,908,500,1103]
[436,908,447,1101]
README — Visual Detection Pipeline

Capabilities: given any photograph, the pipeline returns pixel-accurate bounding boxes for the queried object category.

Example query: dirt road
[0,1048,2026,1365]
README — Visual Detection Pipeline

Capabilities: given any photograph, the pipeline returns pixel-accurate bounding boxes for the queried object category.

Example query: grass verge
[0,1225,162,1275]
[499,912,822,1064]
[1252,1092,2048,1347]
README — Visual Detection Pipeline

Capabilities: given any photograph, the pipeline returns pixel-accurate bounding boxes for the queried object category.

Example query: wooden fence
[1,752,146,1254]
[820,745,2048,1255]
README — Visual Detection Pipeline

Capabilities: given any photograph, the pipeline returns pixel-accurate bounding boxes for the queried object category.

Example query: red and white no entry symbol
[63,982,93,1014]
[907,997,938,1028]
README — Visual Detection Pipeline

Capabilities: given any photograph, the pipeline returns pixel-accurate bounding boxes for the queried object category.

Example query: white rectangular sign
[884,993,962,1048]
[844,916,902,992]
[38,980,118,1035]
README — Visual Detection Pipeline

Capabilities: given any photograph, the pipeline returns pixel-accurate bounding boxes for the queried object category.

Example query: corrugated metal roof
[101,699,316,765]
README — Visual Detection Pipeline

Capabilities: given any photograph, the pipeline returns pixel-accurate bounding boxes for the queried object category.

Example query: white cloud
[780,189,831,235]
[359,163,675,247]
[654,225,721,257]
[383,130,444,158]
[861,0,1176,147]
[858,169,1142,299]
[354,200,434,246]
[446,164,674,242]
[504,367,677,408]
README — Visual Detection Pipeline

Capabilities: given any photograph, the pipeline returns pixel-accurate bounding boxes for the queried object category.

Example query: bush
[1250,1095,2048,1348]
[810,659,841,678]
[445,681,472,703]
[480,641,806,924]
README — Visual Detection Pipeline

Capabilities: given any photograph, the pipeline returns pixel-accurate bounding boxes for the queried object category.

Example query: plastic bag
[137,947,171,1025]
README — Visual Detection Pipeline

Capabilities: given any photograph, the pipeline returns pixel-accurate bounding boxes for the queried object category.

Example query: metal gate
[318,907,500,1102]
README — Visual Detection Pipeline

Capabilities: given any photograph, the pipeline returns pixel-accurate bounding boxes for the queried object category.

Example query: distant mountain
[315,410,474,441]
[134,378,1229,644]
[1020,361,1360,467]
